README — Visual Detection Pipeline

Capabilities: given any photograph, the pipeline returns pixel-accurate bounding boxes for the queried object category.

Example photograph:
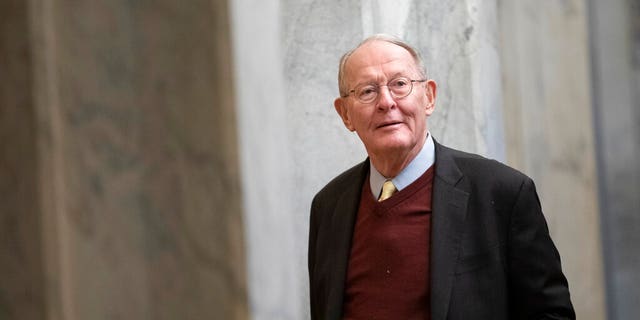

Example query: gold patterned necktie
[378,180,397,202]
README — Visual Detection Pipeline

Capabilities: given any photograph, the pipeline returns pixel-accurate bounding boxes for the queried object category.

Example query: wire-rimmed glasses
[342,77,427,104]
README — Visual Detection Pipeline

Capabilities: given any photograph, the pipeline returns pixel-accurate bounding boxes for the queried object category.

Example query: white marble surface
[230,1,301,319]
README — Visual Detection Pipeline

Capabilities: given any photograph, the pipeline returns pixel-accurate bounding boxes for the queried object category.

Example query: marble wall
[2,0,637,319]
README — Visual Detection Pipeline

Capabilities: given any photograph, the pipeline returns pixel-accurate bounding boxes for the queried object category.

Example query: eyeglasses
[342,77,427,104]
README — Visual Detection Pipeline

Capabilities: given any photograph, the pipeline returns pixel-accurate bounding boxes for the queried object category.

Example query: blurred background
[1,0,638,319]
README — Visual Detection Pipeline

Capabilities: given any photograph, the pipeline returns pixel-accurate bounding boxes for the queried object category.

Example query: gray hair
[337,34,427,97]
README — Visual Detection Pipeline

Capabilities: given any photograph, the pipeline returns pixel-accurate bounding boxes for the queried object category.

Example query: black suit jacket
[308,141,575,320]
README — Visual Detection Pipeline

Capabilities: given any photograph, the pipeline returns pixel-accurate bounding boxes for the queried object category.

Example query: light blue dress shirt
[369,132,435,198]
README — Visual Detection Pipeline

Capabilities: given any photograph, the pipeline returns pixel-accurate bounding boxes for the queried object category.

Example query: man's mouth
[377,121,402,129]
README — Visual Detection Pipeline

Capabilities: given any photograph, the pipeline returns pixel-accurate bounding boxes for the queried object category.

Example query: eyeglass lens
[354,77,413,103]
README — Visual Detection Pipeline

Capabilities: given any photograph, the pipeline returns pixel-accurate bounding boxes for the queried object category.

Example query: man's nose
[377,86,396,110]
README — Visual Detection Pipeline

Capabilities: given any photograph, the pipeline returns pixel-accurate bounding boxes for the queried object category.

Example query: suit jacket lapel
[325,160,369,319]
[431,141,470,320]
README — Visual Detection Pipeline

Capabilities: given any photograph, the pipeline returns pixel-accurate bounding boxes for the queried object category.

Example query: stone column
[2,0,248,319]
[499,1,606,319]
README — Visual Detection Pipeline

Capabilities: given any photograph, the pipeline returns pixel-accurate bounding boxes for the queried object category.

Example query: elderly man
[308,35,575,320]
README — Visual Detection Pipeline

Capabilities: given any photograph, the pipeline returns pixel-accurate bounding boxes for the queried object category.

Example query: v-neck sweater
[343,165,435,320]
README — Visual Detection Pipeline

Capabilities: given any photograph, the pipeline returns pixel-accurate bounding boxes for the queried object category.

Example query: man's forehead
[345,41,418,79]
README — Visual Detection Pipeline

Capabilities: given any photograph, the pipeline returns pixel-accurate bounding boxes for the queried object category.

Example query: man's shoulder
[437,143,530,185]
[313,160,368,202]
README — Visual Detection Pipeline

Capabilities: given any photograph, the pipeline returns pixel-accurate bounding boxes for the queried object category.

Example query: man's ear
[334,98,355,131]
[424,79,437,116]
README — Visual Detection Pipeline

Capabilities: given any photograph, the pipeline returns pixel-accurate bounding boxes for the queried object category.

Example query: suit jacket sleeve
[308,194,321,319]
[508,178,575,319]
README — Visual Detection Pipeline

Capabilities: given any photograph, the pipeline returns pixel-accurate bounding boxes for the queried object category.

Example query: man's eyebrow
[353,71,412,86]
[351,76,379,87]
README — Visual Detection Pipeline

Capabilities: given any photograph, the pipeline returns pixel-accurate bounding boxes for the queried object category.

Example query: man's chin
[368,139,415,154]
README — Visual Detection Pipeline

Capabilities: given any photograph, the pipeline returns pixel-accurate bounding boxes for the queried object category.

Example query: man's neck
[370,152,417,178]
[369,132,428,178]
[369,133,434,198]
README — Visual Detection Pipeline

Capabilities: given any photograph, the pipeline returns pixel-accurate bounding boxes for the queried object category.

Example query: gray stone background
[1,0,638,319]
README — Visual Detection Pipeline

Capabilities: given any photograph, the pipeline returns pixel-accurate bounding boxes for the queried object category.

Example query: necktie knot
[378,180,397,202]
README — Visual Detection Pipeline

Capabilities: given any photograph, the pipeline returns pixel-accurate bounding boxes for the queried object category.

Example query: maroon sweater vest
[343,165,434,320]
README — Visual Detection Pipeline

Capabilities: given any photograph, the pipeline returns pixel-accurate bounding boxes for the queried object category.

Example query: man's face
[335,41,436,160]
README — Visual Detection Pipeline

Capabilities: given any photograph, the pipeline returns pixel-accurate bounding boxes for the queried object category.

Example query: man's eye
[358,86,377,96]
[391,79,409,87]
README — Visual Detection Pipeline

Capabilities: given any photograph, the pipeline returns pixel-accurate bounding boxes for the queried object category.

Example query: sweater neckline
[363,164,435,214]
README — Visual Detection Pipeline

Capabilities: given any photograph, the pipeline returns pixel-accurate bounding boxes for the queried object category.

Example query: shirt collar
[369,132,435,198]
